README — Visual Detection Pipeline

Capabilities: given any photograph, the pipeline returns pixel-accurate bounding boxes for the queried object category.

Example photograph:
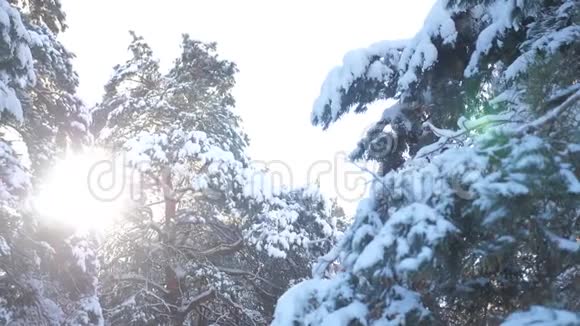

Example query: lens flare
[33,149,127,231]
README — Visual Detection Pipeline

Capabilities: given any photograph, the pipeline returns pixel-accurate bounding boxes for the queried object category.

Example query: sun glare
[33,149,127,231]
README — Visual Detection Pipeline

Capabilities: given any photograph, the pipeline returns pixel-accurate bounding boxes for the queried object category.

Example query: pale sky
[59,0,434,212]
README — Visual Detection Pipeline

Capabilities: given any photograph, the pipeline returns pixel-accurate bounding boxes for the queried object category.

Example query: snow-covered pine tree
[8,0,91,176]
[8,0,67,34]
[0,3,42,323]
[1,1,102,325]
[273,0,579,325]
[96,34,342,325]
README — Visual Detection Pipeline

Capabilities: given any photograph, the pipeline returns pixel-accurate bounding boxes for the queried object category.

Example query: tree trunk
[161,169,182,324]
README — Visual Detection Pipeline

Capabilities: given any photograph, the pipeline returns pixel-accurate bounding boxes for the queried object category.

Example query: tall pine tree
[274,0,579,325]
[95,34,342,326]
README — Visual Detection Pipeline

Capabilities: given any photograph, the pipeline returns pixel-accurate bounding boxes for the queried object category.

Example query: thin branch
[416,114,515,159]
[515,89,580,135]
[312,242,343,278]
[146,222,167,240]
[178,237,243,258]
[114,274,170,295]
[217,267,283,291]
[352,161,389,192]
[179,288,215,317]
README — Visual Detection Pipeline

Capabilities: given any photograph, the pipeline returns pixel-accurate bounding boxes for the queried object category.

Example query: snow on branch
[353,203,456,275]
[311,0,460,128]
[464,0,522,77]
[501,306,580,326]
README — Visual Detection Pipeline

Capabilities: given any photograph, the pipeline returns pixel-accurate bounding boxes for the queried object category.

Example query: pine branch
[515,89,580,135]
[416,114,516,159]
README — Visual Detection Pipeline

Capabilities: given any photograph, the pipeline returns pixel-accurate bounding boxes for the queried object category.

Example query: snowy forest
[0,0,578,325]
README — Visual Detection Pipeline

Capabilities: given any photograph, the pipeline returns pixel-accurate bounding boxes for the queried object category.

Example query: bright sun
[33,149,127,231]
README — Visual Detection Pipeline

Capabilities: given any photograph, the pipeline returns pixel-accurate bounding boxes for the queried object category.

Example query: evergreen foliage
[274,0,580,325]
[95,34,343,325]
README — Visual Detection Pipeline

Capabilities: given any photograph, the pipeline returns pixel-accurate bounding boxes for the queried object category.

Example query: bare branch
[217,267,283,291]
[114,274,170,296]
[515,89,580,135]
[179,288,215,317]
[178,237,243,258]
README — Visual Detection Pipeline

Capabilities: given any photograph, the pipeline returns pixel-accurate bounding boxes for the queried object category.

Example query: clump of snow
[271,278,332,326]
[241,167,283,202]
[312,0,461,126]
[72,297,104,326]
[0,140,30,203]
[0,236,10,256]
[353,203,456,274]
[382,286,429,325]
[0,85,24,122]
[243,182,339,259]
[0,0,36,122]
[311,39,405,125]
[69,237,94,273]
[465,0,521,76]
[505,0,580,80]
[545,230,580,253]
[505,25,580,79]
[398,0,458,91]
[501,306,580,326]
[320,301,367,326]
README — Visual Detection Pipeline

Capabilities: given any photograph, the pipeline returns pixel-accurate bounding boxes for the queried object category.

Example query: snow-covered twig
[416,114,515,159]
[515,89,580,135]
[352,161,389,191]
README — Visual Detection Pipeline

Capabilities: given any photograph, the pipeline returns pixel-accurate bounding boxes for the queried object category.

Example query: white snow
[398,0,458,91]
[271,278,331,326]
[320,301,367,326]
[70,239,92,273]
[0,84,24,122]
[506,25,580,80]
[312,39,405,125]
[353,203,456,274]
[311,0,464,125]
[545,230,580,253]
[465,0,521,77]
[241,167,283,202]
[381,286,429,325]
[0,236,10,255]
[501,306,580,326]
[0,139,30,203]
